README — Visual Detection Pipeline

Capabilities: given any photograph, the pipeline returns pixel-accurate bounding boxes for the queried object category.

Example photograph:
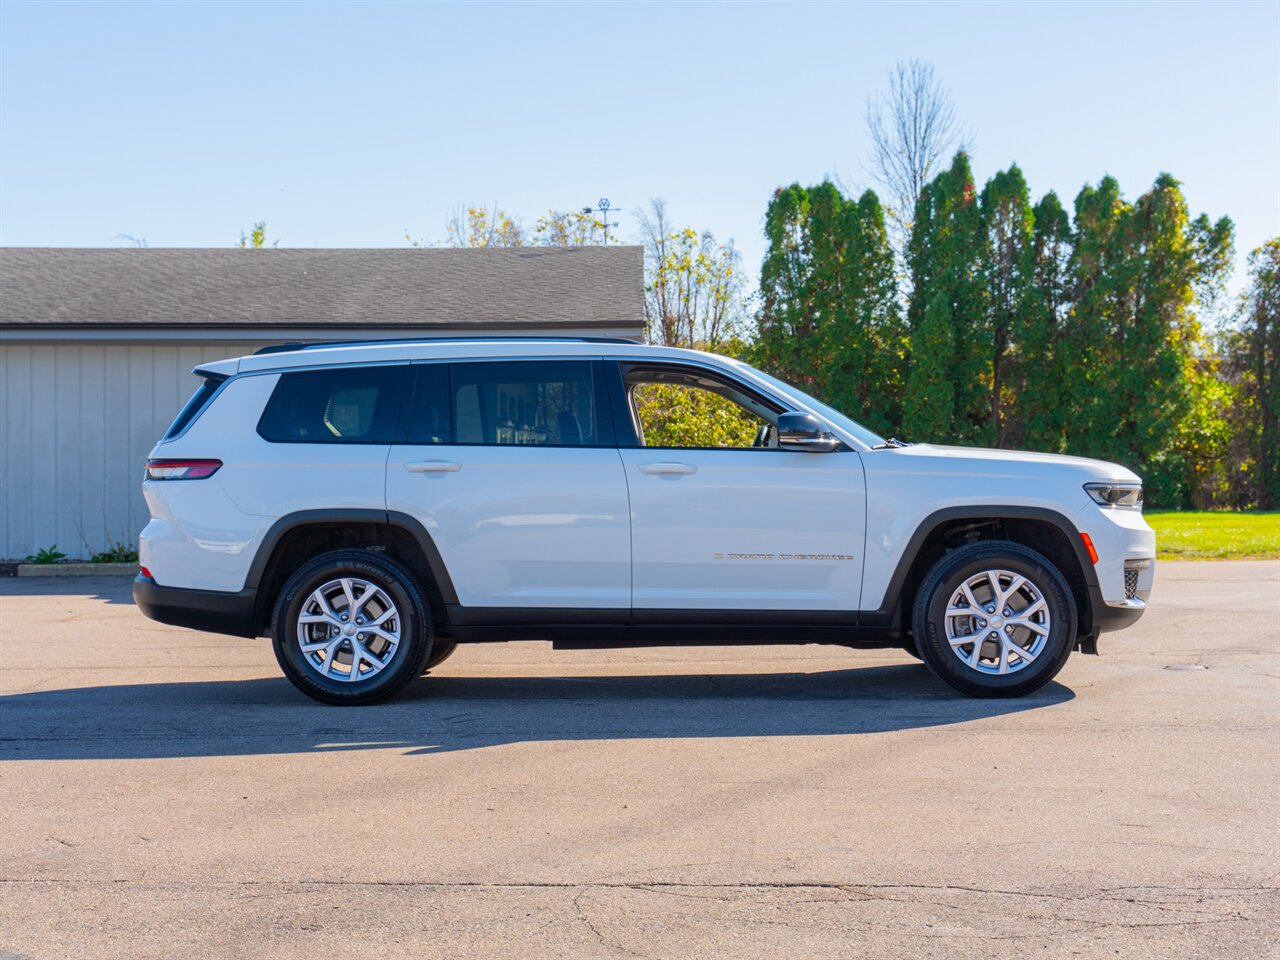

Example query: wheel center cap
[343,624,356,637]
[989,615,1006,629]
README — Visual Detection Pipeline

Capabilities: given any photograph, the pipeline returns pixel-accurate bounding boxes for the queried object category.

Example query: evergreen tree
[1018,191,1072,450]
[979,165,1034,447]
[1063,174,1233,506]
[904,151,990,442]
[822,190,905,435]
[903,293,956,439]
[756,184,817,390]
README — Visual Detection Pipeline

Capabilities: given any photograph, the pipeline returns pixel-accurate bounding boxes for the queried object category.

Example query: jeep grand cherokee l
[134,338,1154,704]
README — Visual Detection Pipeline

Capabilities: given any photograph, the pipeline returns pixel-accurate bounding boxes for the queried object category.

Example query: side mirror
[776,412,841,452]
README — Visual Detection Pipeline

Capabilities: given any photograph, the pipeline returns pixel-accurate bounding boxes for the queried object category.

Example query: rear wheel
[271,549,432,705]
[911,540,1076,698]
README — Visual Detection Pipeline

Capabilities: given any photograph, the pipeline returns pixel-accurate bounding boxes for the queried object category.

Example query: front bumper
[133,575,260,638]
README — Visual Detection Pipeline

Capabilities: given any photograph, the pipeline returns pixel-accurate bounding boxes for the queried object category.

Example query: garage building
[0,246,644,560]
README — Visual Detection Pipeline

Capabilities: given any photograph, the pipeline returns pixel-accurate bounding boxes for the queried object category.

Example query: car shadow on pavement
[0,666,1074,762]
[0,575,136,604]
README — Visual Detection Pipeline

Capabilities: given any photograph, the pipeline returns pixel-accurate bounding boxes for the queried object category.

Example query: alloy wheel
[943,568,1052,676]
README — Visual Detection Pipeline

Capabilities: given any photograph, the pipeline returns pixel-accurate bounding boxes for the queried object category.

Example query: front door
[613,361,867,614]
[385,359,631,612]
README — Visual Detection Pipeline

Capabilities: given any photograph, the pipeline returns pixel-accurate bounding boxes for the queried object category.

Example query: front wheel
[271,549,433,705]
[911,541,1077,698]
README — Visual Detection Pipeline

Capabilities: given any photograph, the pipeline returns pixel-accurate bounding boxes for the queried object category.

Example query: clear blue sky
[2,0,1277,294]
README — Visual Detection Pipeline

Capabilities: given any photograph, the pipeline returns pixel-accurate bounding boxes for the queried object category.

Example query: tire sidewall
[272,550,431,705]
[914,544,1076,698]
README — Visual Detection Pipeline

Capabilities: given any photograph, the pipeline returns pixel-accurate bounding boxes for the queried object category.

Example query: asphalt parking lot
[1,561,1277,959]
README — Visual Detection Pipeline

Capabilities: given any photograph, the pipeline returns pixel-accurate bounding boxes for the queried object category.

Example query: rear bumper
[132,575,260,638]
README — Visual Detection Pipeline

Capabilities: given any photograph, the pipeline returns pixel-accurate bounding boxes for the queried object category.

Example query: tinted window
[406,363,453,444]
[164,375,225,440]
[449,361,601,446]
[258,365,407,443]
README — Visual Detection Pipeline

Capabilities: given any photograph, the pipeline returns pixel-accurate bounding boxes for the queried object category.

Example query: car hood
[869,443,1141,483]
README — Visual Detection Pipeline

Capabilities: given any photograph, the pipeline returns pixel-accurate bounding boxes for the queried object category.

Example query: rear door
[385,358,631,614]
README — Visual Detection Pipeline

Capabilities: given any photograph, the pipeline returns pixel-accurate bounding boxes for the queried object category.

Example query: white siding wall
[1,343,258,560]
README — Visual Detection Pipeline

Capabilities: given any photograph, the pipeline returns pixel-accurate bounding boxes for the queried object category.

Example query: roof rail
[252,335,642,356]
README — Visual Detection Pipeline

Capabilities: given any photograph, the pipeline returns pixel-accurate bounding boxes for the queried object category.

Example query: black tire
[271,549,433,705]
[422,640,458,673]
[911,540,1077,698]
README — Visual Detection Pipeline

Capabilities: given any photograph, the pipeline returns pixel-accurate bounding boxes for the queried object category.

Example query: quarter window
[257,365,407,443]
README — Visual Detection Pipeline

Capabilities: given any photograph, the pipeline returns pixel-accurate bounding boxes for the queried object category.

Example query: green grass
[1146,511,1280,560]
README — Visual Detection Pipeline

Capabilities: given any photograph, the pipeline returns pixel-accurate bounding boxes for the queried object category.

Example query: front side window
[449,360,602,446]
[626,366,781,449]
[257,365,407,443]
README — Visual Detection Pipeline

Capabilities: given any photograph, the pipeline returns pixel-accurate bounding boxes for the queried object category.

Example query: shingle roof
[0,246,644,328]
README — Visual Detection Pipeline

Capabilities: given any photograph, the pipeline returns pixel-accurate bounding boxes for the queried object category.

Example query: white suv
[134,338,1154,703]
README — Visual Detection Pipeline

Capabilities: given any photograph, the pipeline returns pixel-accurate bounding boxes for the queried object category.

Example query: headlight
[1084,482,1143,510]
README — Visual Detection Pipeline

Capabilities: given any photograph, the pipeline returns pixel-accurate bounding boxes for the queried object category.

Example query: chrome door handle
[639,461,697,476]
[405,460,462,473]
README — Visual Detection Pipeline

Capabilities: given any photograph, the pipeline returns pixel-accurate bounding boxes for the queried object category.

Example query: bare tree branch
[864,59,965,237]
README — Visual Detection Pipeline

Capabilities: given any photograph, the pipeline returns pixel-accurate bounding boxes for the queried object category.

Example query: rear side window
[444,360,604,446]
[164,375,226,440]
[257,365,407,443]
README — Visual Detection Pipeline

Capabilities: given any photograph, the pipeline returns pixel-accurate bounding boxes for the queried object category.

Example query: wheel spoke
[367,608,396,627]
[364,626,400,647]
[355,640,384,670]
[997,640,1011,674]
[1018,597,1046,618]
[319,637,343,677]
[969,637,985,667]
[1008,638,1038,663]
[340,578,358,615]
[961,581,982,611]
[948,630,982,648]
[1011,618,1049,636]
[299,613,335,626]
[314,592,341,622]
[998,575,1026,610]
[352,583,378,616]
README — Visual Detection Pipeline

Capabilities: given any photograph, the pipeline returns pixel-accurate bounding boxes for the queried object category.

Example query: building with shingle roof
[0,246,644,559]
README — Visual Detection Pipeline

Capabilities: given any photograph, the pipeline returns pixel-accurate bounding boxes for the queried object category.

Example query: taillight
[146,458,222,480]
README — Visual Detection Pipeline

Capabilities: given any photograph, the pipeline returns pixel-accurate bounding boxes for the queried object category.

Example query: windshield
[729,361,888,448]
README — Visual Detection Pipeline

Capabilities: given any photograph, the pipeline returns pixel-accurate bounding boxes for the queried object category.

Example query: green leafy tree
[443,204,525,247]
[1223,239,1280,507]
[638,198,744,350]
[1062,174,1233,506]
[238,221,275,249]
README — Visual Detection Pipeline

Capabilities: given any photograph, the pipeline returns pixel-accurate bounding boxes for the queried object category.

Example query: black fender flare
[861,505,1099,631]
[244,508,460,612]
